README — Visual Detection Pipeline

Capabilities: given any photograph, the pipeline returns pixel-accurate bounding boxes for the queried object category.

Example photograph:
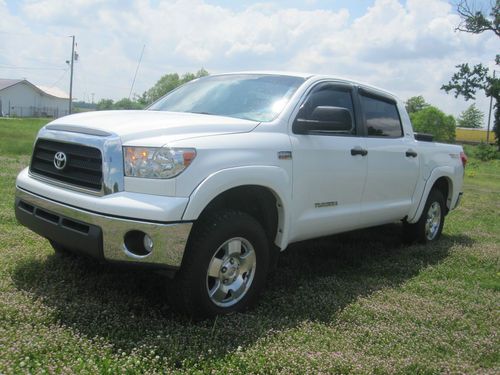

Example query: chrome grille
[30,139,103,191]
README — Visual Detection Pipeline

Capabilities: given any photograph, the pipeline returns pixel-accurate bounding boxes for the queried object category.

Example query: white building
[0,78,69,118]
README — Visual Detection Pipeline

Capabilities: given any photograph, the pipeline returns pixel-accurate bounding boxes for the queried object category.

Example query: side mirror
[294,106,352,134]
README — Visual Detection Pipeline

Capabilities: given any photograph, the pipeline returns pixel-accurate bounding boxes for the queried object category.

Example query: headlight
[123,146,196,179]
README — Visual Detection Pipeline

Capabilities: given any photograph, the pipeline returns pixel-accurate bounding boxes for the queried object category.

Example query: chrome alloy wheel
[425,201,442,240]
[206,237,256,307]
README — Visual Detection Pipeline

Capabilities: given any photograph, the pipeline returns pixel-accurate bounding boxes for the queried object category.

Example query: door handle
[351,147,368,156]
[405,149,418,158]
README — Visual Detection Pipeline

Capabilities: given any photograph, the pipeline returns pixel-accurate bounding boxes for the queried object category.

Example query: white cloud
[0,0,497,125]
[21,0,107,21]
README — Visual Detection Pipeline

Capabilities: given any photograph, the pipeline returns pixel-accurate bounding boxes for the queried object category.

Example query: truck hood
[46,110,259,144]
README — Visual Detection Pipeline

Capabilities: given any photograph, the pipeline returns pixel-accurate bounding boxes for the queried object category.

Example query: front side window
[360,95,403,137]
[148,74,305,122]
[297,85,355,134]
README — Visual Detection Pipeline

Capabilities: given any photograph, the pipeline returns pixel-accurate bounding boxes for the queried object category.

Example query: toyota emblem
[53,151,67,170]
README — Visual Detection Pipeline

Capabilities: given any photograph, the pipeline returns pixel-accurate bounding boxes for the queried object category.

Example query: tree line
[95,68,208,110]
[406,96,485,143]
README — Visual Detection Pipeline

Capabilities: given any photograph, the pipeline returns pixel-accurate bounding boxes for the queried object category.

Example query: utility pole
[68,35,75,114]
[486,70,496,144]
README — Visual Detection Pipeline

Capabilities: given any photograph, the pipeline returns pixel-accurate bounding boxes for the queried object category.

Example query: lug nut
[221,266,227,273]
[230,258,234,264]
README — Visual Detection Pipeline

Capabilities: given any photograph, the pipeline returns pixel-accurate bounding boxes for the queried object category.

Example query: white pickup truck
[15,72,466,317]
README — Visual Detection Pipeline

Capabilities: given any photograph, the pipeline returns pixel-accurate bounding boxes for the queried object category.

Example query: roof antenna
[129,44,146,100]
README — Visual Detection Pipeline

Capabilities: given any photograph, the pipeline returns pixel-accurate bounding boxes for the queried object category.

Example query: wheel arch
[182,166,291,249]
[407,167,454,223]
[432,176,452,213]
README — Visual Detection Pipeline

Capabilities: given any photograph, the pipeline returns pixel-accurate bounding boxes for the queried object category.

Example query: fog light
[143,234,154,253]
[124,230,153,257]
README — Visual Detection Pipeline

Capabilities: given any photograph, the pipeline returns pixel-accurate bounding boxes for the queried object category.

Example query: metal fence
[1,106,69,118]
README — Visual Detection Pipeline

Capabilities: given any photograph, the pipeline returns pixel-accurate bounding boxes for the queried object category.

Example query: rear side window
[360,95,403,137]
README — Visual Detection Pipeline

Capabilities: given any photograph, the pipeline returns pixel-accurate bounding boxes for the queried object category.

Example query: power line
[0,64,66,71]
[76,53,91,102]
[49,68,69,87]
[0,30,67,39]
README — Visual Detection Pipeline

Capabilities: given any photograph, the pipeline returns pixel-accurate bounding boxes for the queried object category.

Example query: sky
[0,0,498,126]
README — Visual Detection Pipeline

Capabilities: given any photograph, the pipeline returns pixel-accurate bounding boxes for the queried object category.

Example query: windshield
[148,74,305,122]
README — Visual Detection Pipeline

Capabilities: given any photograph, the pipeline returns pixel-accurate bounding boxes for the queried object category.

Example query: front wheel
[168,210,270,318]
[404,189,446,243]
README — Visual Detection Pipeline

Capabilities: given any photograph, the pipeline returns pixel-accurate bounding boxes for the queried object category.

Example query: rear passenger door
[358,88,419,226]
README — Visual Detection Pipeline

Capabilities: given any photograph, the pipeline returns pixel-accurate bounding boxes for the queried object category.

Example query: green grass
[0,119,499,374]
[0,118,48,156]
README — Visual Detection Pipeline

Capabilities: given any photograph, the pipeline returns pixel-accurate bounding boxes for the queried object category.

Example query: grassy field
[0,118,48,156]
[456,127,497,145]
[0,118,499,374]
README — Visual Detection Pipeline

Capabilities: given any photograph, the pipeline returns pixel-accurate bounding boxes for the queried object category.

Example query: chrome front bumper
[15,187,192,269]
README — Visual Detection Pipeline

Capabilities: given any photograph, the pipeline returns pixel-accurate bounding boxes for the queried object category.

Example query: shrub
[474,143,499,161]
[410,106,456,143]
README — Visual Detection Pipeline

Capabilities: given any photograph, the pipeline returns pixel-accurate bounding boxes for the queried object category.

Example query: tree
[113,98,144,110]
[441,0,500,147]
[140,68,209,105]
[96,99,114,110]
[405,95,429,114]
[139,73,181,106]
[457,103,484,128]
[455,0,500,38]
[95,69,210,111]
[410,106,456,143]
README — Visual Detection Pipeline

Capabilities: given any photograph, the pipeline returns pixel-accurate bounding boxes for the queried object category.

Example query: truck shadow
[12,223,473,368]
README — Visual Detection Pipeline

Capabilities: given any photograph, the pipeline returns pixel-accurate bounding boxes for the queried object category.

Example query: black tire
[167,210,270,319]
[403,189,446,244]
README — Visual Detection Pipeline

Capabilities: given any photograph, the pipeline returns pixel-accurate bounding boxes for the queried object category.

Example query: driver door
[289,82,368,243]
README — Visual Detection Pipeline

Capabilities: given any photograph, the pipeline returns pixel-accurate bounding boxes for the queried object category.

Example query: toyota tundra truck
[15,72,466,317]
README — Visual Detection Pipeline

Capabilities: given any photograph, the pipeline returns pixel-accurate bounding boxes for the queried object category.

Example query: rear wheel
[168,210,270,318]
[404,189,446,243]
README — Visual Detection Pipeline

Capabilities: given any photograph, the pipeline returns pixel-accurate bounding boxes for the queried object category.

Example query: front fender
[181,165,292,249]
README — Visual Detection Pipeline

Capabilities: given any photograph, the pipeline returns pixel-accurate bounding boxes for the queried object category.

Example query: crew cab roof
[210,71,400,102]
